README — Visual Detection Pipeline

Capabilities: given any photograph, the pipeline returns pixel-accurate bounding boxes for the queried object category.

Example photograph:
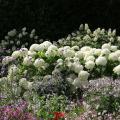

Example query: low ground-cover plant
[0,100,37,120]
[83,77,120,119]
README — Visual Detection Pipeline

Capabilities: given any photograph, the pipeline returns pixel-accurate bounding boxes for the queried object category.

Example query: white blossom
[102,43,111,50]
[110,46,117,52]
[73,63,83,74]
[96,56,107,66]
[20,48,28,57]
[85,56,95,62]
[27,82,33,90]
[23,56,33,66]
[29,44,40,51]
[85,61,95,70]
[2,56,15,65]
[78,70,89,81]
[72,78,81,87]
[34,58,45,68]
[75,51,84,59]
[12,50,22,58]
[115,50,120,58]
[63,49,75,58]
[81,46,91,52]
[101,49,111,56]
[19,78,28,89]
[71,46,79,51]
[108,53,118,61]
[8,65,19,76]
[113,65,120,75]
[94,49,101,56]
[28,51,37,57]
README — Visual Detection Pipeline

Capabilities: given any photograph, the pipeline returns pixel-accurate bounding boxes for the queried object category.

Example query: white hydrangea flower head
[34,58,45,68]
[115,50,120,58]
[101,48,111,56]
[90,48,96,53]
[102,43,111,50]
[12,50,22,58]
[2,56,15,65]
[27,81,33,90]
[113,65,120,75]
[23,56,33,66]
[73,57,80,63]
[20,48,28,57]
[85,55,95,62]
[58,47,65,55]
[66,61,73,69]
[85,61,95,70]
[72,78,81,87]
[96,56,107,66]
[108,52,118,61]
[110,46,118,52]
[118,57,120,62]
[78,70,89,81]
[84,51,94,60]
[29,44,40,51]
[28,51,37,57]
[48,45,58,51]
[63,49,75,58]
[19,78,28,89]
[81,46,91,52]
[94,49,102,56]
[75,51,84,59]
[8,65,19,76]
[73,63,83,74]
[42,41,52,49]
[71,46,79,51]
[57,58,63,63]
[45,49,59,57]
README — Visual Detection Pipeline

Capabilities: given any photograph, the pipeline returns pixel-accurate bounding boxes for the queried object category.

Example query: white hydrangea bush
[1,40,120,100]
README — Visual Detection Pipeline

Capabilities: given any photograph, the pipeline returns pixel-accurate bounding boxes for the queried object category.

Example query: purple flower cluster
[86,77,120,97]
[0,100,37,120]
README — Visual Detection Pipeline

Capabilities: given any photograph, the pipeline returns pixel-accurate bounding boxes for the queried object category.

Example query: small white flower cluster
[19,78,33,90]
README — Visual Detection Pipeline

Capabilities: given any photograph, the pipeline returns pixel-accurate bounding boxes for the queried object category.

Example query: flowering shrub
[1,25,120,120]
[0,28,44,77]
[57,24,120,49]
[0,28,42,57]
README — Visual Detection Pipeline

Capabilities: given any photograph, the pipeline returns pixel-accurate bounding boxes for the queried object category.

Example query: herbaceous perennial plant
[0,24,120,120]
